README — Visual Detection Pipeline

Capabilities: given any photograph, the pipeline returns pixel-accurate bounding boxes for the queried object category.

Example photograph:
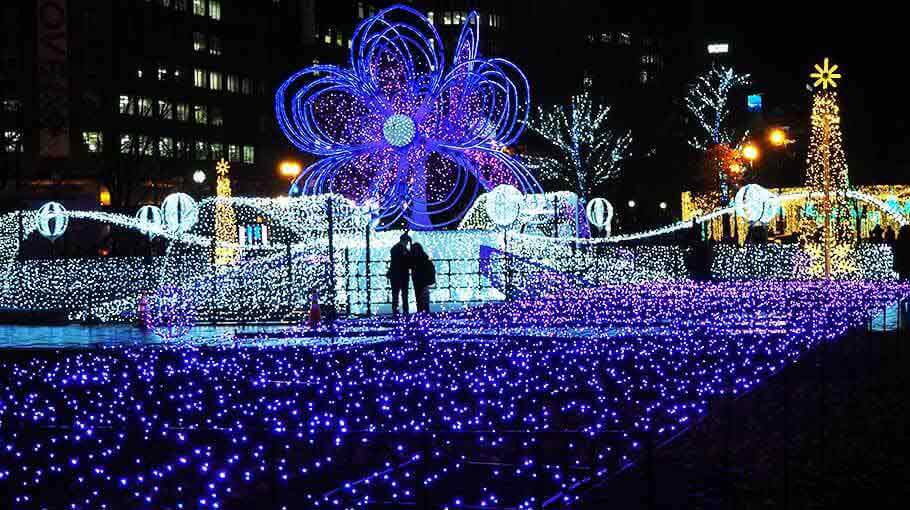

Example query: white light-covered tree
[525,77,632,236]
[685,64,751,151]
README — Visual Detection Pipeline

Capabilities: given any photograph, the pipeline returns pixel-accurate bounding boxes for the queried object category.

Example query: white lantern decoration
[135,205,164,237]
[586,198,614,231]
[36,201,68,241]
[161,192,198,234]
[734,184,780,224]
[485,184,523,228]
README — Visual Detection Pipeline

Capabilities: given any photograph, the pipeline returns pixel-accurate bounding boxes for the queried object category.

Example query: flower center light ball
[383,114,416,147]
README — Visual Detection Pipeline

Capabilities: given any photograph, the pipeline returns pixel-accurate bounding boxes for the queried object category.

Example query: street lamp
[279,160,302,179]
[769,128,788,147]
[742,143,760,162]
[192,170,206,184]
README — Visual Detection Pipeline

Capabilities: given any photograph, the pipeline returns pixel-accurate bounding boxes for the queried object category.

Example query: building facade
[0,0,516,210]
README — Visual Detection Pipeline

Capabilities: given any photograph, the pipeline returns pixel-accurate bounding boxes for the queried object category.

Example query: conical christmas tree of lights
[800,58,855,277]
[214,158,238,265]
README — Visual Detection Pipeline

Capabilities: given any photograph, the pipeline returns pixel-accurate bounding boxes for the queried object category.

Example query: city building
[1,0,515,211]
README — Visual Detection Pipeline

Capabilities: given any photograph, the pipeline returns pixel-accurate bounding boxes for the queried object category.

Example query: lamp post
[279,160,302,179]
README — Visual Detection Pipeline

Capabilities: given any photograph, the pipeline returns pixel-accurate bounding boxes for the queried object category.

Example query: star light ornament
[275,5,541,230]
[810,58,841,90]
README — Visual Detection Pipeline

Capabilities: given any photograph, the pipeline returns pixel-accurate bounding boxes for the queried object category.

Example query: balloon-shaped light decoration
[135,205,164,237]
[36,202,68,241]
[734,184,780,225]
[161,193,198,234]
[485,184,524,228]
[586,198,614,231]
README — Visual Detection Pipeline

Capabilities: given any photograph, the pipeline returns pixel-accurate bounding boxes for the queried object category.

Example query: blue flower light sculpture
[275,5,541,229]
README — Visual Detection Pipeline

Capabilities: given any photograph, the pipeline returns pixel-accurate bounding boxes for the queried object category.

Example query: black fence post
[327,196,336,309]
[782,360,790,510]
[646,430,656,510]
[364,221,371,316]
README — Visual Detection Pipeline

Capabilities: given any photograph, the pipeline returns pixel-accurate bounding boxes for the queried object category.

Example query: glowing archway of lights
[274,4,542,230]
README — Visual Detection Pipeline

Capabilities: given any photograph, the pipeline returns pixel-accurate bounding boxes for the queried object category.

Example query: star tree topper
[810,58,841,90]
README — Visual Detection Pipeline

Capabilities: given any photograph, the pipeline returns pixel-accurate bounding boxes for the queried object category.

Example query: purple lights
[275,5,542,229]
[1,280,907,509]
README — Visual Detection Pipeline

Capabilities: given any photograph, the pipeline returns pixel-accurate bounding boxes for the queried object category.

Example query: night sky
[734,6,908,185]
[506,2,907,193]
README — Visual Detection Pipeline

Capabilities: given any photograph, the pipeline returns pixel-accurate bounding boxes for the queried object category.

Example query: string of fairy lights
[2,280,908,509]
[2,187,907,322]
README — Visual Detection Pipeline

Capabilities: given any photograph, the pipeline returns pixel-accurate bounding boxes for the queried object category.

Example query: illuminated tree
[685,64,751,151]
[800,59,854,277]
[214,158,238,266]
[525,77,632,236]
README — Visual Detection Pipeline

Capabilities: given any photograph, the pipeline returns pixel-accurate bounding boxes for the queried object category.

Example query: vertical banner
[36,0,70,158]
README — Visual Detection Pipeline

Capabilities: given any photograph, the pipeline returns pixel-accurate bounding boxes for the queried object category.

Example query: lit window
[194,105,208,125]
[241,78,252,95]
[210,71,222,91]
[443,11,451,25]
[640,70,649,84]
[357,2,364,18]
[3,130,23,153]
[194,68,206,88]
[209,35,222,55]
[136,68,144,79]
[120,134,133,154]
[1,99,23,112]
[174,0,186,11]
[242,145,254,164]
[227,74,239,93]
[82,132,103,153]
[195,140,209,160]
[228,144,240,161]
[159,137,174,158]
[209,0,221,20]
[137,98,153,117]
[175,140,188,159]
[158,100,173,120]
[157,66,168,80]
[211,143,223,160]
[427,11,434,24]
[176,104,190,122]
[118,95,133,115]
[193,0,205,15]
[618,32,631,45]
[138,135,154,156]
[335,32,343,47]
[210,107,223,126]
[193,32,207,52]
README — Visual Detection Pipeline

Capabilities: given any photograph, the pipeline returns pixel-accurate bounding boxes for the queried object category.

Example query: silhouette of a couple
[387,233,436,315]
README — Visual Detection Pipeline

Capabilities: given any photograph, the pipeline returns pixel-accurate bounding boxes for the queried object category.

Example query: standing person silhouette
[409,243,436,313]
[387,233,412,315]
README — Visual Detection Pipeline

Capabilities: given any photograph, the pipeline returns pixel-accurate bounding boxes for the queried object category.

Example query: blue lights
[1,281,907,509]
[274,4,541,229]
